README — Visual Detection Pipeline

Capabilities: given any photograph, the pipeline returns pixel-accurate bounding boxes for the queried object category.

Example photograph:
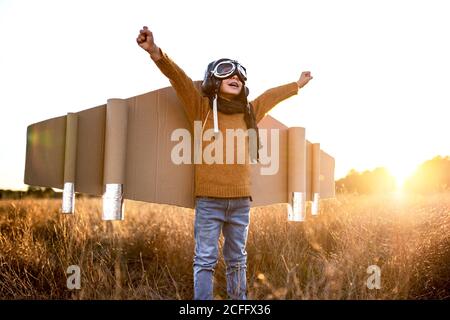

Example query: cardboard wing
[24,84,335,209]
[250,117,335,208]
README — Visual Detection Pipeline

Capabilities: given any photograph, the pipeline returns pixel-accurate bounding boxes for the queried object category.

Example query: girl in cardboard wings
[137,26,313,300]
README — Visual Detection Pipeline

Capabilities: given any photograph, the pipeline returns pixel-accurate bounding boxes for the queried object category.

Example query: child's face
[219,75,243,100]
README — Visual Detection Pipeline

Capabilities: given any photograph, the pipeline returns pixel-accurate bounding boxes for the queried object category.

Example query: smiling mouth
[228,82,239,88]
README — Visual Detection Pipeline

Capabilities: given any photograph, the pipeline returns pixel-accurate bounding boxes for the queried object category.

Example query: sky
[0,0,449,191]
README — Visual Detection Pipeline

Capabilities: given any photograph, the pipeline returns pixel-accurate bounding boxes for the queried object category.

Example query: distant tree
[0,189,24,200]
[26,186,45,198]
[336,167,396,194]
[404,156,450,194]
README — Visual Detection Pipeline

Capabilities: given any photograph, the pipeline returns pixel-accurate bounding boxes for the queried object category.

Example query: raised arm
[136,26,203,123]
[251,71,313,124]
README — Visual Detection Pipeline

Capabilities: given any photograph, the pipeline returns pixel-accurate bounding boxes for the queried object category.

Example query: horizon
[4,155,448,193]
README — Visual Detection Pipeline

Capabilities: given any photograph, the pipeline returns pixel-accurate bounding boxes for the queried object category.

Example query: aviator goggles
[212,60,247,82]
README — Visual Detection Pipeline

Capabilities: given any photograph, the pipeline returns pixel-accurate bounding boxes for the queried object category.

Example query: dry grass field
[0,193,449,299]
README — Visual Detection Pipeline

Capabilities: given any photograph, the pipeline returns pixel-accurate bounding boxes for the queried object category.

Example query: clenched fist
[297,71,313,89]
[136,26,161,60]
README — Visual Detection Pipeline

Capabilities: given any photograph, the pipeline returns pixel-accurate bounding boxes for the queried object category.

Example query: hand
[297,71,313,89]
[136,26,160,59]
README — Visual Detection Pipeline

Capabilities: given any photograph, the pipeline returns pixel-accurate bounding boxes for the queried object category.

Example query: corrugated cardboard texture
[104,99,128,184]
[311,143,321,194]
[320,150,336,198]
[24,115,66,189]
[250,115,289,206]
[123,86,195,208]
[305,140,312,200]
[75,105,106,195]
[288,127,306,193]
[24,84,335,209]
[63,113,78,183]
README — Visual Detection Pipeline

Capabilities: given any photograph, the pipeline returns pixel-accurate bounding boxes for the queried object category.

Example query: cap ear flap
[245,86,249,97]
[201,76,222,97]
[201,60,219,97]
[201,71,213,96]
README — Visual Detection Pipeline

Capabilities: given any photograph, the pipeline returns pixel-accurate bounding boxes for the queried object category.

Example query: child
[137,26,313,300]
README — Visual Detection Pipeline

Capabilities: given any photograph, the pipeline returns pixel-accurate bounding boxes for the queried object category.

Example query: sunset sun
[387,163,416,191]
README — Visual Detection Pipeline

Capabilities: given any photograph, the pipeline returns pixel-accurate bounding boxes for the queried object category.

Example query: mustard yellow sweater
[153,49,299,199]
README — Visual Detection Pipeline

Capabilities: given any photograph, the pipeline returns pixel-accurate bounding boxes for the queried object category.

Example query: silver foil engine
[102,183,124,220]
[311,193,320,216]
[61,182,75,214]
[288,192,306,222]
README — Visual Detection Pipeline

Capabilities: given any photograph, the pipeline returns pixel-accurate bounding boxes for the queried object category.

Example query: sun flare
[387,163,416,191]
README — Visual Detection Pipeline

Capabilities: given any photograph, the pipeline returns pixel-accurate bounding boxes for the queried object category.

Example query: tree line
[0,186,95,200]
[336,155,450,194]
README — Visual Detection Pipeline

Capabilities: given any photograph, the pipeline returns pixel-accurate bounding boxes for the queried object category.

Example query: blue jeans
[193,196,251,300]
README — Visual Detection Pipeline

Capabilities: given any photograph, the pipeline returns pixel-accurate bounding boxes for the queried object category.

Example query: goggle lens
[215,62,235,77]
[237,65,247,80]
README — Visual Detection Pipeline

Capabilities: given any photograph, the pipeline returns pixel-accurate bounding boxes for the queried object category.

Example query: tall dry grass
[0,193,449,299]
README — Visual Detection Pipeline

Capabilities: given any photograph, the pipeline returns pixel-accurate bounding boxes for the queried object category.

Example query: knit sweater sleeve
[152,48,203,123]
[251,82,299,124]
